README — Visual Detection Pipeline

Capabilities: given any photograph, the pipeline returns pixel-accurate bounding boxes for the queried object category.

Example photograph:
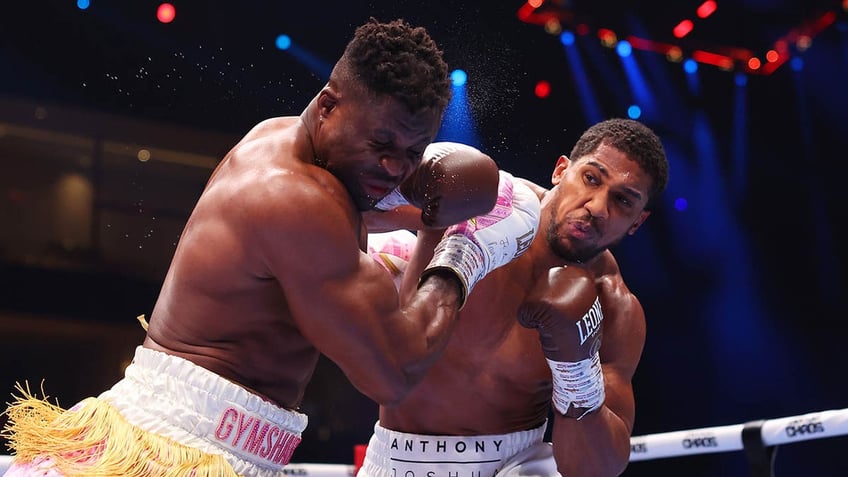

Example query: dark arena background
[1,1,847,475]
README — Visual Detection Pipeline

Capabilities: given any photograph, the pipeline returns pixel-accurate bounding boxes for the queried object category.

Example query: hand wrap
[548,347,605,419]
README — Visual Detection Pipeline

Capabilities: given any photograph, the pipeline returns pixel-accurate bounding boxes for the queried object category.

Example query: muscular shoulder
[589,252,646,373]
[241,173,360,277]
[221,123,354,229]
[589,251,644,325]
[245,116,300,138]
[207,127,360,263]
[206,164,361,289]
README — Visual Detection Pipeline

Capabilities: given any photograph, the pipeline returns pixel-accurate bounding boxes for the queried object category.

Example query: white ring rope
[1,408,847,476]
[628,407,848,461]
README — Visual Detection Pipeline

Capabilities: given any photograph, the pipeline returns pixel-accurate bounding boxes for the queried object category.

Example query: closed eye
[370,140,392,149]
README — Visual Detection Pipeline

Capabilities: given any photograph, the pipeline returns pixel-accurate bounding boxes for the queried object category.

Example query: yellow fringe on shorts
[2,383,242,477]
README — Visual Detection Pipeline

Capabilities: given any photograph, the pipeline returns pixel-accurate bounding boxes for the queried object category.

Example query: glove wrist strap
[421,234,485,308]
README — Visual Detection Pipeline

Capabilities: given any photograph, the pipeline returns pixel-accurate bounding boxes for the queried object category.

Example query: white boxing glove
[420,170,540,307]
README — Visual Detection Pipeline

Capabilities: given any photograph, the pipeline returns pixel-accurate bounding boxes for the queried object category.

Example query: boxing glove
[420,170,540,307]
[374,142,500,228]
[367,230,417,291]
[518,266,605,420]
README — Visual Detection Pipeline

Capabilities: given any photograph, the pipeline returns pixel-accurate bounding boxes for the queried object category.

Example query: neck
[298,107,321,166]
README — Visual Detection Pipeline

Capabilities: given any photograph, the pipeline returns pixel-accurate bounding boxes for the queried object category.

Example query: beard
[546,223,598,263]
[545,220,624,263]
[545,213,622,264]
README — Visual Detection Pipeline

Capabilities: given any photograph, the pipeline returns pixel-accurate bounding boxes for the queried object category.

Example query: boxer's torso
[379,247,554,435]
[144,116,365,410]
[379,224,624,436]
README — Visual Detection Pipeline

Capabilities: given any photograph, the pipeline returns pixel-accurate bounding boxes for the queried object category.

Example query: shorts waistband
[99,346,308,476]
[361,420,547,477]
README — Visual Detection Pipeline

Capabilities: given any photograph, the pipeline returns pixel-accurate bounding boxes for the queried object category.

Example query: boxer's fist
[375,142,499,228]
[367,230,417,291]
[518,265,605,419]
[518,266,600,361]
[421,170,540,307]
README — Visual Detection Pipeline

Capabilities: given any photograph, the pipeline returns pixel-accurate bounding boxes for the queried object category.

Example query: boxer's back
[143,116,358,409]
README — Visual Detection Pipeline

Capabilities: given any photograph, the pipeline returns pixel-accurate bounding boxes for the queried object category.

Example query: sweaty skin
[143,83,465,410]
[372,143,654,477]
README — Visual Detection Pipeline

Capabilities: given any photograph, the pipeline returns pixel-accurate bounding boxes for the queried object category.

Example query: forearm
[363,206,427,233]
[395,271,464,384]
[551,406,632,477]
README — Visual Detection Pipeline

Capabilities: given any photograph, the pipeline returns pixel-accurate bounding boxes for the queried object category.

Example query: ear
[550,155,570,185]
[317,86,339,119]
[627,210,651,235]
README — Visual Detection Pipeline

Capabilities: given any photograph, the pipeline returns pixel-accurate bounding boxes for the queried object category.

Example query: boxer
[361,118,670,477]
[2,19,540,477]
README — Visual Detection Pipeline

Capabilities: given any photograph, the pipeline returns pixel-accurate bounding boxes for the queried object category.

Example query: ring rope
[1,408,846,476]
[628,407,848,461]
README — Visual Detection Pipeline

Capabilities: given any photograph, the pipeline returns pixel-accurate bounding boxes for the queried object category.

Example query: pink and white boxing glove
[367,230,417,291]
[420,170,540,307]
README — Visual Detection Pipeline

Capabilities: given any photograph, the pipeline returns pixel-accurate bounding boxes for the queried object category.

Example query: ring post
[742,419,777,477]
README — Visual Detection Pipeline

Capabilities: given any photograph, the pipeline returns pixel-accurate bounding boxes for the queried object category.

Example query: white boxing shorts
[357,421,560,477]
[3,346,308,477]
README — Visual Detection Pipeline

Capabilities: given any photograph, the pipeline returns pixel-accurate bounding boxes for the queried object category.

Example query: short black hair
[336,18,452,114]
[570,118,669,207]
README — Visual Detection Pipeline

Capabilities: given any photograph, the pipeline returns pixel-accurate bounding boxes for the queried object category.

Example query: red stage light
[516,1,840,75]
[157,3,176,24]
[673,19,694,38]
[534,80,551,98]
[697,1,717,19]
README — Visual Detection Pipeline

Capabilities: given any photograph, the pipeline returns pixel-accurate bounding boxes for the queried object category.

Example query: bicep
[284,241,460,404]
[275,217,412,395]
[255,183,412,399]
[286,248,404,367]
[256,179,459,402]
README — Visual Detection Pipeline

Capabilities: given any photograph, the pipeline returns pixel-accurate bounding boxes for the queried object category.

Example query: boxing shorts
[3,346,308,477]
[357,420,560,477]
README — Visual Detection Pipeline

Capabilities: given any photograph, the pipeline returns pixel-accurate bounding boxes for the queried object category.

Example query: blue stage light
[275,34,292,51]
[450,69,467,87]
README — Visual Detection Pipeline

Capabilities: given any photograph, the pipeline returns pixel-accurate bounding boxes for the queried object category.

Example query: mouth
[567,220,595,241]
[361,179,395,200]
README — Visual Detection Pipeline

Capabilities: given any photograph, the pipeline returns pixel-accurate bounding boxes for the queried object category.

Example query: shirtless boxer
[361,118,670,477]
[1,19,540,477]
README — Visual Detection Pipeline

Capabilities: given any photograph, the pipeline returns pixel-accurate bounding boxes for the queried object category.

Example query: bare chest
[443,272,549,380]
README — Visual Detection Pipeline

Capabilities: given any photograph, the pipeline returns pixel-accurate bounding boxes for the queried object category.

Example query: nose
[380,155,408,178]
[584,193,609,220]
